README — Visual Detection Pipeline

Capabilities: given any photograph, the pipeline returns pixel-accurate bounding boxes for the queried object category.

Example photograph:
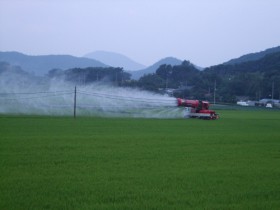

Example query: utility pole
[214,80,216,104]
[272,81,274,101]
[74,86,77,118]
[165,70,168,90]
[120,70,124,86]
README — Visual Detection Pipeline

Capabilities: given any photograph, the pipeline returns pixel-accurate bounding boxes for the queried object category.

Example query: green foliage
[138,73,165,91]
[42,52,280,102]
[137,53,280,102]
[0,62,29,75]
[49,67,131,85]
[1,111,280,209]
[204,52,280,101]
[225,46,280,65]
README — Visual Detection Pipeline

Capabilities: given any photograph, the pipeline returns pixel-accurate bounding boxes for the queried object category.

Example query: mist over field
[0,71,181,118]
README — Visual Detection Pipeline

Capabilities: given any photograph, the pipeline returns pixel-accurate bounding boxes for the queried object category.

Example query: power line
[0,89,175,104]
[0,92,73,101]
[0,87,178,117]
[77,90,175,104]
[0,90,72,95]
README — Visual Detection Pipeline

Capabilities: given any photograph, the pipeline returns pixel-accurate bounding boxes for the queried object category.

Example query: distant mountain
[0,51,107,76]
[224,46,280,65]
[84,51,146,71]
[206,51,280,74]
[129,57,184,80]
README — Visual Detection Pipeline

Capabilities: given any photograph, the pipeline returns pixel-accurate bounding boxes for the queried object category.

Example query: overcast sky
[1,0,280,67]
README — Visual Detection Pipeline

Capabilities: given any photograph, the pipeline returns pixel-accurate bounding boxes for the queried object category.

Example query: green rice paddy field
[1,110,280,210]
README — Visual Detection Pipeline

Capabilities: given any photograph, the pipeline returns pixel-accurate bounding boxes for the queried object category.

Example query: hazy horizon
[1,0,280,67]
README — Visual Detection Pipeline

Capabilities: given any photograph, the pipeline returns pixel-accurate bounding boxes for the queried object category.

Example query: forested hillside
[1,49,279,103]
[134,52,280,102]
[225,46,280,65]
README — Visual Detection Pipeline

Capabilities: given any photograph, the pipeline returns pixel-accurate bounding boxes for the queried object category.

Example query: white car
[266,103,273,108]
[237,101,249,106]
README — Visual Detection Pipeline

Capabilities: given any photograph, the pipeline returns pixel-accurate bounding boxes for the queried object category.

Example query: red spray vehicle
[177,98,219,120]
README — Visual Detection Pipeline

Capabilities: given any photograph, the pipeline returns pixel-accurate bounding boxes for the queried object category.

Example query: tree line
[1,51,280,103]
[131,52,280,102]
